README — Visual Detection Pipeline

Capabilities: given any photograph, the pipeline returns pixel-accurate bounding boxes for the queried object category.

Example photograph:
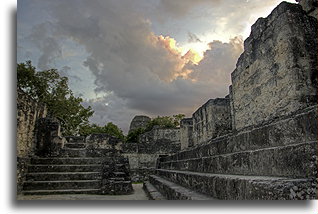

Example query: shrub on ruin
[126,114,185,143]
[79,122,125,140]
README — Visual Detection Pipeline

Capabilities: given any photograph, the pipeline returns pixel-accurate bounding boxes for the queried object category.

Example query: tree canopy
[17,61,124,137]
[79,122,125,140]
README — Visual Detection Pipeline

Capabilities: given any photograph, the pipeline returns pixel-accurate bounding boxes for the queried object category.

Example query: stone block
[180,118,193,150]
[192,98,231,146]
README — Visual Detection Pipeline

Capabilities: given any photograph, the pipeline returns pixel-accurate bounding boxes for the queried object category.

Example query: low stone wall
[123,128,181,181]
[85,134,123,157]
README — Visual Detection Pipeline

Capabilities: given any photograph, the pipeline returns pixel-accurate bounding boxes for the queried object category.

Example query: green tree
[79,122,125,140]
[17,61,94,135]
[145,114,185,132]
[172,114,186,127]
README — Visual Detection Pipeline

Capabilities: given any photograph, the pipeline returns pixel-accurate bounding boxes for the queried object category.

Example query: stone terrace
[144,2,317,200]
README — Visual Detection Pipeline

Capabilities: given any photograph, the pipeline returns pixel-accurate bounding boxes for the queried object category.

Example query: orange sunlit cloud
[147,33,206,81]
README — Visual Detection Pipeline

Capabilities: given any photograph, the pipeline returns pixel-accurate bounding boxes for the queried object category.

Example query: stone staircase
[22,136,133,195]
[144,109,317,200]
[146,149,316,200]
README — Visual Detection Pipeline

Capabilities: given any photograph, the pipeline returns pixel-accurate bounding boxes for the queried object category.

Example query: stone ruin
[17,91,133,196]
[123,115,181,182]
[143,1,317,200]
[17,0,317,200]
[129,115,151,132]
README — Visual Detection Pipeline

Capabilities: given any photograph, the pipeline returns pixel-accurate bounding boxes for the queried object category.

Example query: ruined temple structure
[143,1,317,200]
[17,93,133,195]
[17,0,317,200]
[123,116,181,182]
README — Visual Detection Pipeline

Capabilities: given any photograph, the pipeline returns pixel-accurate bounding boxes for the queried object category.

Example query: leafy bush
[79,122,125,140]
[17,61,94,135]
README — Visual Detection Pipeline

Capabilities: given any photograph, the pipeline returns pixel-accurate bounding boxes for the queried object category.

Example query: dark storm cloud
[28,22,62,70]
[21,0,290,131]
[157,0,221,17]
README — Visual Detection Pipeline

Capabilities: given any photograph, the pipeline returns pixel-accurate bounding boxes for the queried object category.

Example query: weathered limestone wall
[139,127,180,145]
[151,1,317,200]
[123,127,181,181]
[158,105,317,199]
[192,98,231,146]
[297,0,317,18]
[231,2,317,131]
[17,89,47,194]
[180,118,193,150]
[129,115,151,132]
[85,133,123,157]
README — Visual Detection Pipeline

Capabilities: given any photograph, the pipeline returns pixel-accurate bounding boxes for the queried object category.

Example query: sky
[17,0,296,133]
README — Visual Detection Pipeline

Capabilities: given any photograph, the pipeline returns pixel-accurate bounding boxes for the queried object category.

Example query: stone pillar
[180,118,193,150]
[35,118,65,157]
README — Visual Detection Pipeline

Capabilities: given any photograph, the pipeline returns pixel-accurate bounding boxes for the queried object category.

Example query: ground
[17,184,149,200]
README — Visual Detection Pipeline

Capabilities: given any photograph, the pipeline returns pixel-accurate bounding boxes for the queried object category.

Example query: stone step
[143,181,166,200]
[113,172,126,177]
[149,175,215,200]
[64,143,86,149]
[23,180,100,191]
[26,172,101,181]
[109,177,125,181]
[22,188,100,195]
[161,108,316,163]
[100,180,133,195]
[31,157,103,165]
[28,164,101,173]
[159,141,316,178]
[156,169,317,200]
[60,148,86,157]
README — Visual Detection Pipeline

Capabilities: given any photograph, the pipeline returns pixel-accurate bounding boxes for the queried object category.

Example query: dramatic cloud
[157,0,220,17]
[189,37,244,85]
[27,22,62,70]
[18,0,293,132]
